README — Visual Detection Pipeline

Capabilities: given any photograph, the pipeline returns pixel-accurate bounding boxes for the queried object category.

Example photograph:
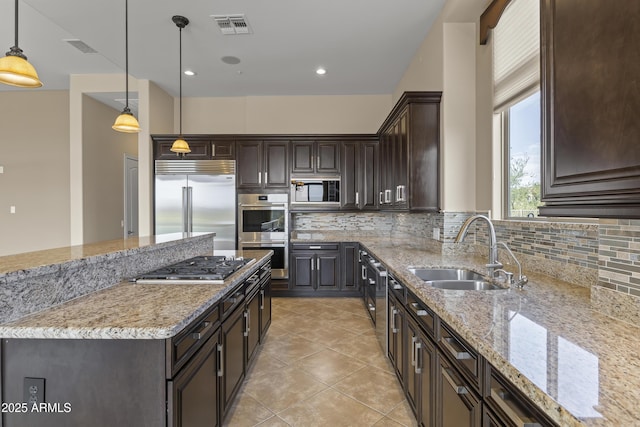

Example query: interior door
[155,174,188,235]
[124,155,138,238]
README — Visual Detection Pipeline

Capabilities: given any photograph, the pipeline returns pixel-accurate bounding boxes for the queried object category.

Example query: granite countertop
[0,250,271,340]
[291,231,639,427]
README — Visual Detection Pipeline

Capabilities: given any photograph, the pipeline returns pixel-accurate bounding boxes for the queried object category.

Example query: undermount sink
[425,279,503,291]
[407,267,505,291]
[408,267,485,282]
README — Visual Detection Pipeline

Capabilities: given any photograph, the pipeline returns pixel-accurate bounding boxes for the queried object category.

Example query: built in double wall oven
[238,193,289,279]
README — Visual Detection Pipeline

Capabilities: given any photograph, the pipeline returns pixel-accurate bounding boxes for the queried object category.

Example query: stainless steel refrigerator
[155,159,236,250]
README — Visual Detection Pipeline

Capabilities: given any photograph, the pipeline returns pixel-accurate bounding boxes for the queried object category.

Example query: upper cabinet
[291,140,340,175]
[237,140,289,191]
[152,135,235,160]
[540,0,640,218]
[377,92,441,212]
[340,139,379,211]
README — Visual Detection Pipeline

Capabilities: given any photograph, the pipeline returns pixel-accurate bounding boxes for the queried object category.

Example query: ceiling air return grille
[211,15,252,35]
[64,39,98,54]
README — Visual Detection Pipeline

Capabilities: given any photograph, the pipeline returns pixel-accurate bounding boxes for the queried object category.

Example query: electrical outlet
[23,377,45,404]
[432,227,441,240]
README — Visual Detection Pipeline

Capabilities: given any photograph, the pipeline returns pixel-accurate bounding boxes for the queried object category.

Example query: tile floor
[223,297,418,427]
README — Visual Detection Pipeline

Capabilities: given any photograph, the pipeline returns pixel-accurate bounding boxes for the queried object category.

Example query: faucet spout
[454,215,502,275]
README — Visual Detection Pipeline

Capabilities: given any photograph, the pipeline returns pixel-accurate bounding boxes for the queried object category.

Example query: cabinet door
[290,251,315,290]
[437,353,481,427]
[406,315,420,415]
[317,141,340,174]
[259,278,272,339]
[211,140,235,159]
[316,251,340,290]
[341,142,360,209]
[361,142,379,210]
[340,242,360,292]
[418,333,435,427]
[237,140,263,189]
[291,141,315,174]
[220,306,246,418]
[264,141,289,188]
[387,294,405,388]
[395,112,409,209]
[245,292,261,366]
[168,331,220,427]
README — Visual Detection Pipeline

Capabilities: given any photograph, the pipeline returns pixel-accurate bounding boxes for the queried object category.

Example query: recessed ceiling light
[184,70,196,76]
[316,67,327,75]
[221,56,241,65]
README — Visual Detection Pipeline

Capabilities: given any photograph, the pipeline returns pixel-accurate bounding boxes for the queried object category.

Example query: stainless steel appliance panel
[239,241,287,280]
[154,160,237,250]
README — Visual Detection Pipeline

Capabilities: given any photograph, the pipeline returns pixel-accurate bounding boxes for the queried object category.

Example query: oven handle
[240,205,287,208]
[241,242,286,248]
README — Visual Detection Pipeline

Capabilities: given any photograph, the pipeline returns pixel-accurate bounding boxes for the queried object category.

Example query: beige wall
[0,91,70,256]
[81,95,138,244]
[178,95,392,135]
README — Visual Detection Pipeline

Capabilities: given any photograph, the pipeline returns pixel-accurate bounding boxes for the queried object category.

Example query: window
[505,91,541,218]
[492,0,541,219]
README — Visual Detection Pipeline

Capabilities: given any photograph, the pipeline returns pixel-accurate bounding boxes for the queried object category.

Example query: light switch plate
[10,206,15,214]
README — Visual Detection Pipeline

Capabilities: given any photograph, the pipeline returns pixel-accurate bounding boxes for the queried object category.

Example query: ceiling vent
[211,15,252,35]
[64,39,98,54]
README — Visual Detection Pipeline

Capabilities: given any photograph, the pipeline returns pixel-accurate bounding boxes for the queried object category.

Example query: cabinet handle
[392,281,403,290]
[400,185,406,202]
[355,191,359,205]
[384,189,392,203]
[244,309,250,337]
[396,186,400,202]
[411,336,417,367]
[379,192,384,205]
[258,172,262,184]
[391,306,398,333]
[369,278,376,285]
[317,156,320,170]
[441,336,472,360]
[264,172,268,184]
[211,143,215,157]
[442,368,468,395]
[317,258,320,270]
[217,344,224,377]
[191,320,212,340]
[368,303,375,312]
[311,258,314,271]
[414,341,422,374]
[309,245,322,249]
[490,388,542,427]
[361,265,367,280]
[409,302,428,317]
[260,290,265,310]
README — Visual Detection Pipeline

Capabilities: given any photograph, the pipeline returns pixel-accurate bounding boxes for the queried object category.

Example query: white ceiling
[0,0,446,105]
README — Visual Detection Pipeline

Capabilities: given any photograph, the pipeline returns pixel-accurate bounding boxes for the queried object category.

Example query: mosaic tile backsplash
[293,212,640,324]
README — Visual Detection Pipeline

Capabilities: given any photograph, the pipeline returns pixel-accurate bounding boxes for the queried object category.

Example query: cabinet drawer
[170,303,220,375]
[438,321,481,393]
[291,243,339,251]
[222,285,245,319]
[388,274,406,303]
[245,271,261,296]
[406,291,435,337]
[485,363,558,427]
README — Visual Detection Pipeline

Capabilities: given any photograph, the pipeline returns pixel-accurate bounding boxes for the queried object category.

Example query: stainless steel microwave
[290,178,340,206]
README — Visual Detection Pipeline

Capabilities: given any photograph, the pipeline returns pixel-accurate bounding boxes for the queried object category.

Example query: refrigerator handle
[188,186,193,232]
[182,187,189,232]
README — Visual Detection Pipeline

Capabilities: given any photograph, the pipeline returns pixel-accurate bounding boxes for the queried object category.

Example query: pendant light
[0,0,42,88]
[112,0,140,133]
[170,15,191,155]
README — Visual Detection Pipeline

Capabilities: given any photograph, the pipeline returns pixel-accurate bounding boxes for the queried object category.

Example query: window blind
[493,0,540,111]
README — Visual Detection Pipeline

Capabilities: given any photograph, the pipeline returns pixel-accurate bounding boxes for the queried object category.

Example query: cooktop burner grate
[134,256,254,283]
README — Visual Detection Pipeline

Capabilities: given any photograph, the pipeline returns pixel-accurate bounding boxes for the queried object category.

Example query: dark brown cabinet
[220,298,246,420]
[152,136,234,160]
[289,243,341,292]
[291,140,340,175]
[168,330,220,427]
[237,140,289,190]
[437,353,482,427]
[540,0,640,218]
[377,92,441,211]
[341,242,360,292]
[388,292,406,388]
[341,140,379,210]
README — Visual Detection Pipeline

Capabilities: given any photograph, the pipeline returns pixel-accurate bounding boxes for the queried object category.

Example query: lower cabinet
[387,292,406,388]
[437,352,481,427]
[406,313,436,427]
[168,330,220,427]
[289,243,341,292]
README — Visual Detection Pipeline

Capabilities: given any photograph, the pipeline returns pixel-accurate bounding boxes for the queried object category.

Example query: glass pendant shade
[112,107,141,133]
[170,137,191,154]
[0,49,42,88]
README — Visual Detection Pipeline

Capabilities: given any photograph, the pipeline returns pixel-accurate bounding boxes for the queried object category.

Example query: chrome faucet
[496,242,528,289]
[454,215,503,277]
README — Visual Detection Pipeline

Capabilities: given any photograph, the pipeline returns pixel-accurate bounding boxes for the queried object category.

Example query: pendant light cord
[14,0,19,48]
[179,24,183,136]
[124,0,129,108]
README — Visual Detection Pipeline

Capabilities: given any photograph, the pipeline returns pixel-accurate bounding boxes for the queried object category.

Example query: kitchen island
[0,235,273,427]
[291,231,640,427]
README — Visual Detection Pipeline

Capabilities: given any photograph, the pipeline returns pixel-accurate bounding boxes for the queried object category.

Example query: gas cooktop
[134,256,255,284]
